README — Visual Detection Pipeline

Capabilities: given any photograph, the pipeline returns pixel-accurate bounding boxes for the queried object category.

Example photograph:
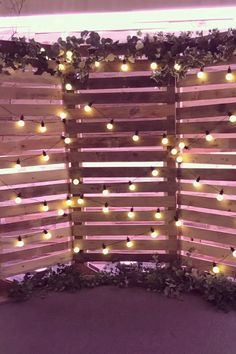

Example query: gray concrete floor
[0,287,236,354]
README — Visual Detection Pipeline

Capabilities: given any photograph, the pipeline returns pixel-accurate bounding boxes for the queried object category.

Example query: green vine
[8,258,236,311]
[0,29,235,86]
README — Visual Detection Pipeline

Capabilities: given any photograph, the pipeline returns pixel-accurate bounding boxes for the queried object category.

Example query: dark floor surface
[0,286,236,354]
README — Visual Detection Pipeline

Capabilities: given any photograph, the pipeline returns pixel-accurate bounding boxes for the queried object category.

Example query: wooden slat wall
[177,65,236,273]
[64,65,177,261]
[0,72,72,277]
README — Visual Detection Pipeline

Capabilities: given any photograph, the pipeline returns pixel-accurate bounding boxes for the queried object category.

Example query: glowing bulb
[73,178,80,185]
[39,121,47,133]
[59,111,67,120]
[231,247,236,258]
[174,63,181,71]
[57,209,64,216]
[171,148,178,155]
[150,62,158,70]
[175,218,182,227]
[205,131,213,142]
[16,236,24,247]
[216,189,224,201]
[40,47,45,53]
[66,50,73,58]
[154,208,161,219]
[226,67,234,81]
[17,115,25,127]
[77,195,84,205]
[212,263,220,274]
[102,202,109,213]
[66,196,72,206]
[176,155,183,163]
[126,237,133,248]
[128,207,135,219]
[65,83,73,91]
[73,246,80,253]
[15,158,21,170]
[102,185,109,196]
[43,230,52,240]
[193,177,201,188]
[15,193,22,204]
[106,119,114,130]
[151,168,159,177]
[64,137,71,144]
[42,201,49,212]
[162,134,169,145]
[121,60,128,72]
[150,228,158,238]
[178,142,185,149]
[42,151,49,161]
[58,63,65,71]
[84,103,93,113]
[102,243,109,255]
[228,113,236,123]
[132,131,139,142]
[128,181,136,191]
[197,67,206,79]
[94,61,100,68]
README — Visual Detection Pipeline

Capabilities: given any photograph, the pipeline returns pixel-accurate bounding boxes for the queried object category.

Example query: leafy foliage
[8,259,236,311]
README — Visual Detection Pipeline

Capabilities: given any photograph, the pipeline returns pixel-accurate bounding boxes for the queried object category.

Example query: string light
[39,121,47,133]
[42,150,49,161]
[106,119,114,130]
[178,141,186,149]
[150,62,158,70]
[205,130,213,142]
[94,60,100,68]
[16,236,24,247]
[126,237,133,248]
[73,246,80,253]
[151,167,159,176]
[230,247,236,258]
[43,229,52,240]
[175,216,182,227]
[17,115,25,127]
[40,47,45,53]
[77,194,84,205]
[174,63,181,71]
[15,158,21,170]
[42,201,49,212]
[128,181,136,191]
[212,262,220,274]
[84,103,93,113]
[193,176,201,188]
[102,202,109,213]
[66,195,72,206]
[121,59,128,72]
[65,83,73,91]
[128,207,135,219]
[102,185,109,196]
[64,136,71,144]
[228,112,236,123]
[171,148,178,155]
[57,209,64,216]
[58,63,65,71]
[59,111,67,120]
[15,193,22,204]
[66,50,73,59]
[176,155,183,163]
[216,189,224,201]
[154,208,162,219]
[225,66,234,81]
[102,243,109,255]
[132,131,140,142]
[161,133,169,145]
[72,178,80,185]
[150,227,158,238]
[197,67,206,79]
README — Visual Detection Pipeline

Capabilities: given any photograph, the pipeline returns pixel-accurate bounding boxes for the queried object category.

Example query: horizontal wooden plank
[0,86,62,100]
[0,104,63,118]
[178,70,236,87]
[182,153,236,165]
[0,72,61,85]
[76,75,157,89]
[179,138,236,150]
[74,252,173,263]
[71,167,170,178]
[0,152,67,169]
[177,121,236,134]
[177,102,236,120]
[178,168,236,181]
[180,182,236,196]
[64,91,168,105]
[182,226,236,247]
[0,121,63,136]
[177,87,236,102]
[180,210,236,230]
[178,194,236,212]
[72,210,175,223]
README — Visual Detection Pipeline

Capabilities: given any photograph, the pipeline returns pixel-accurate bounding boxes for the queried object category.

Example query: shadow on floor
[0,286,236,354]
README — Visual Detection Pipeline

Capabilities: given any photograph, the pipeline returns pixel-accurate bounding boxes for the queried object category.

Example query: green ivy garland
[8,258,236,311]
[1,29,236,86]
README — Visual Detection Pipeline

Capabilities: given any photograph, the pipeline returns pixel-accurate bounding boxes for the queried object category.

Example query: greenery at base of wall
[8,258,236,311]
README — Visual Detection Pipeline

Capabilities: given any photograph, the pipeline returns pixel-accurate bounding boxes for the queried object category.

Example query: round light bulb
[151,168,159,177]
[43,230,52,240]
[128,210,135,218]
[102,187,109,196]
[64,137,71,144]
[216,193,224,201]
[66,50,73,58]
[132,133,139,142]
[232,250,236,258]
[176,155,183,163]
[175,219,182,227]
[16,237,24,247]
[66,197,72,206]
[39,122,47,133]
[59,111,67,120]
[77,197,84,205]
[162,136,169,145]
[106,121,114,130]
[84,104,92,113]
[65,83,73,91]
[205,133,213,142]
[57,209,64,216]
[226,72,234,81]
[58,63,65,71]
[94,61,100,68]
[15,160,21,170]
[229,114,236,123]
[73,178,80,185]
[17,117,25,127]
[42,152,49,162]
[129,182,136,191]
[150,229,158,238]
[102,247,109,255]
[126,239,133,248]
[42,203,49,212]
[15,196,22,204]
[73,246,80,253]
[193,180,201,188]
[102,204,109,213]
[171,148,178,155]
[150,62,158,70]
[121,63,128,72]
[174,63,181,71]
[154,210,161,219]
[212,265,220,274]
[197,69,206,79]
[178,142,185,149]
